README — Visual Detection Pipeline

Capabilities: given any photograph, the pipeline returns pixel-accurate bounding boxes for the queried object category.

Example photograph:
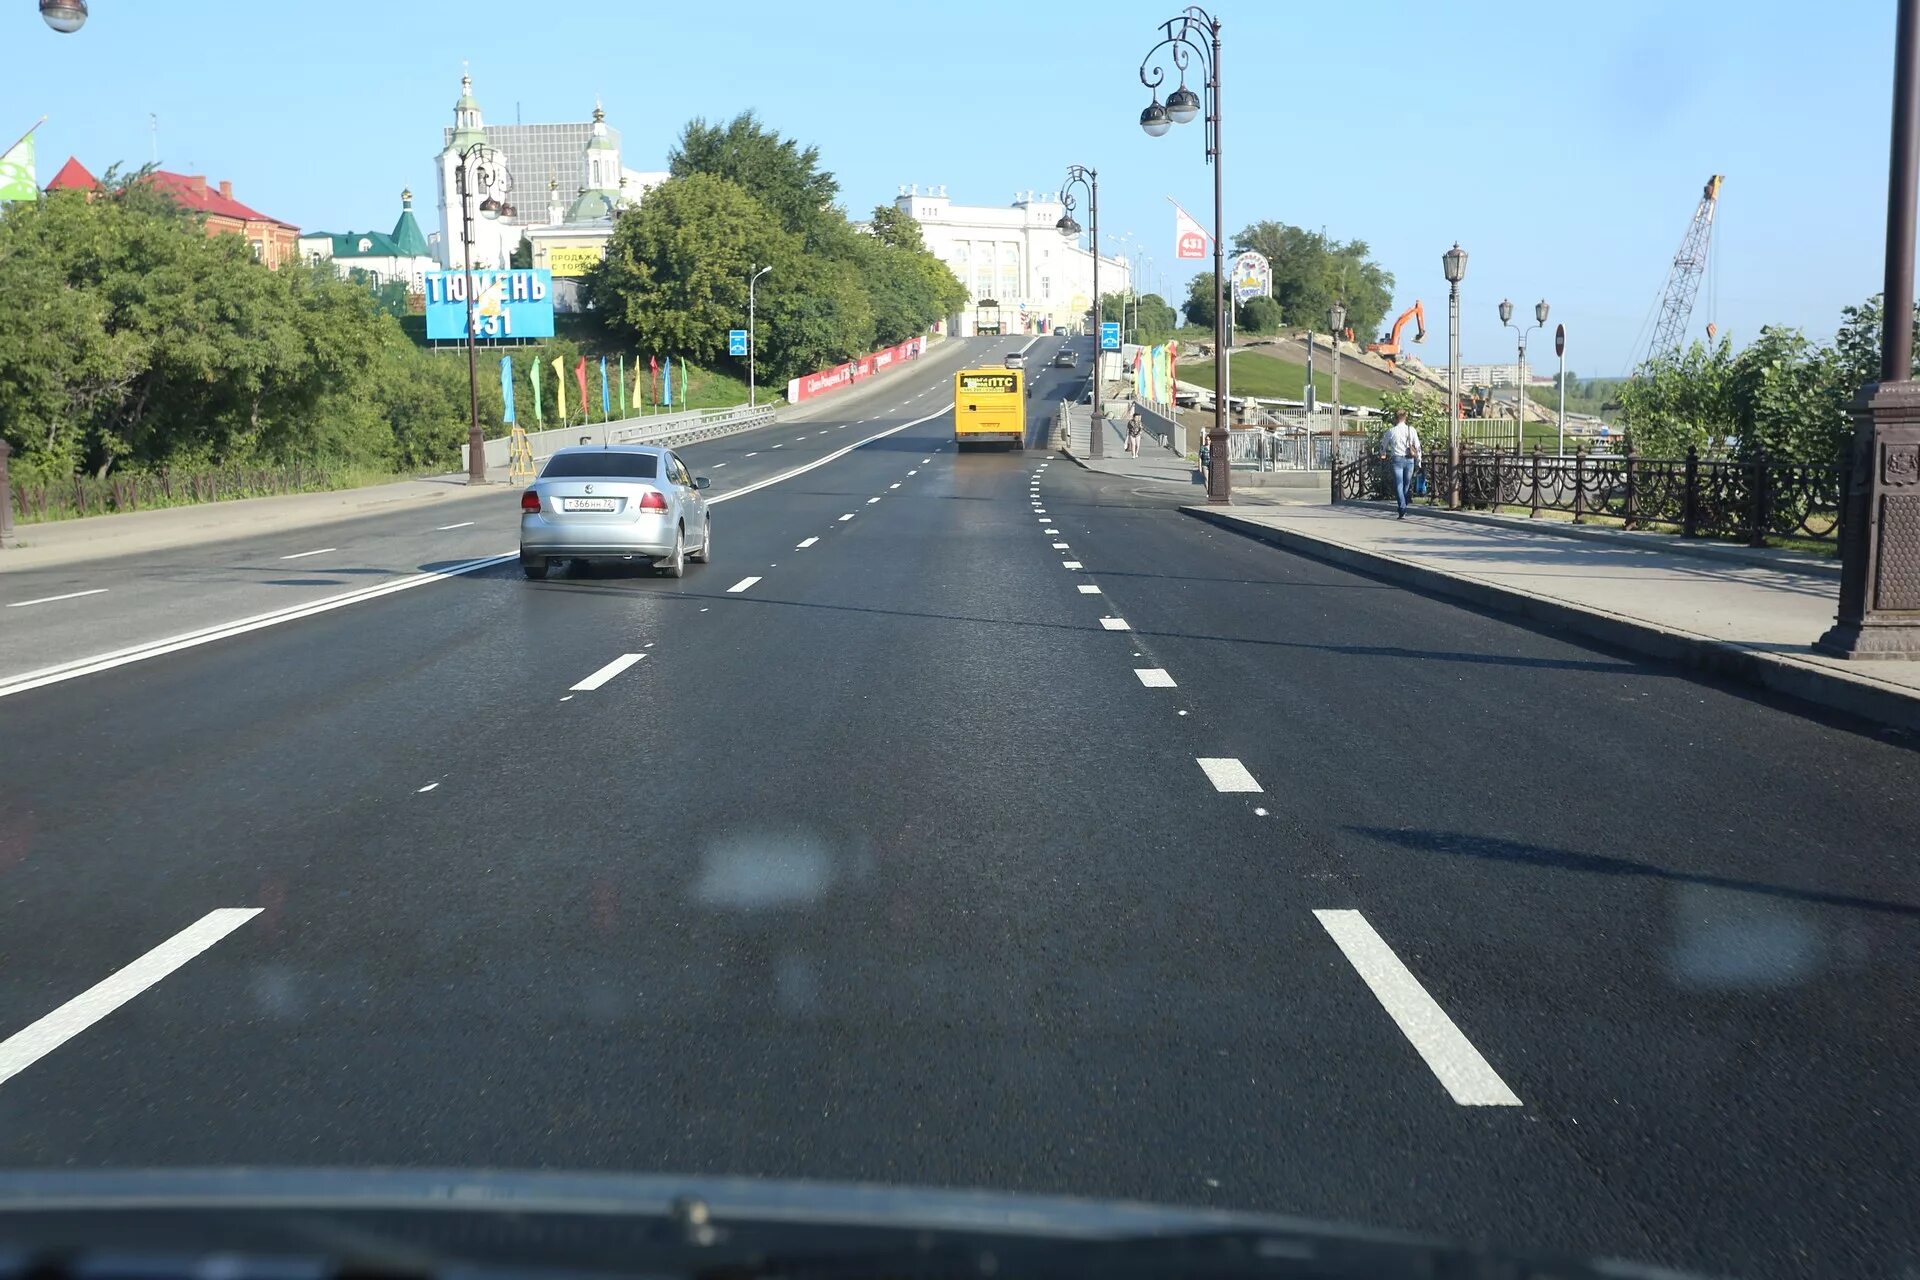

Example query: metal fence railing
[1332,444,1843,548]
[5,462,364,525]
[463,404,776,472]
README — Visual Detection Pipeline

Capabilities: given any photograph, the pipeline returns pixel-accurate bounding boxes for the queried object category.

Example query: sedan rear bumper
[519,514,676,561]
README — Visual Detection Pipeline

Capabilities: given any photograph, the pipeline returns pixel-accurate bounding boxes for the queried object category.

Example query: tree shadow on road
[1346,825,1920,918]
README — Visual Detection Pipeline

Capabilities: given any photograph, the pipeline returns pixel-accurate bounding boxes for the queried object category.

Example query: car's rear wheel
[521,558,549,581]
[689,518,711,563]
[658,525,686,578]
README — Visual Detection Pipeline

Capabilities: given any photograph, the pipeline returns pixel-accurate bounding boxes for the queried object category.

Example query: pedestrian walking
[1126,404,1143,458]
[1379,410,1422,519]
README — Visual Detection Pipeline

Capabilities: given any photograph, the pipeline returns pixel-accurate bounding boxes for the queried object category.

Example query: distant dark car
[1054,350,1078,368]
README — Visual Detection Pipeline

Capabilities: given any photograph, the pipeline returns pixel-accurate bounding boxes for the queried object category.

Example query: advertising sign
[785,335,926,404]
[546,245,603,278]
[1173,201,1208,260]
[729,329,749,357]
[1100,321,1122,351]
[1232,251,1273,303]
[424,270,555,341]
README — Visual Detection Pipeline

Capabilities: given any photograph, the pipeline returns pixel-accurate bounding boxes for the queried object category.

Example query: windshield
[541,452,661,479]
[1,7,1916,1280]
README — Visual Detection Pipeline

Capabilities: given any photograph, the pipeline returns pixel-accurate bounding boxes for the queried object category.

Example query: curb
[1346,498,1841,579]
[1182,506,1920,737]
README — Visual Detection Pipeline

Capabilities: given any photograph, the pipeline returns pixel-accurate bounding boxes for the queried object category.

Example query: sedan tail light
[520,489,541,513]
[638,489,669,512]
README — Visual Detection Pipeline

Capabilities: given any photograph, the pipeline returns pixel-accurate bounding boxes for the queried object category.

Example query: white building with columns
[891,185,1131,336]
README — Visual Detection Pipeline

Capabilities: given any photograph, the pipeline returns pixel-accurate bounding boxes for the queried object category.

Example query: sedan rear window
[541,452,659,479]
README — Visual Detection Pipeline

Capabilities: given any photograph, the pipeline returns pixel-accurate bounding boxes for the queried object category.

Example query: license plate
[562,497,618,512]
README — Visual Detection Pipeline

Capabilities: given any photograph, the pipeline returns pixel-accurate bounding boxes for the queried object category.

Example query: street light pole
[1329,302,1345,466]
[1058,165,1102,458]
[455,142,513,485]
[1139,6,1228,502]
[1500,297,1548,456]
[748,264,771,408]
[1444,244,1467,509]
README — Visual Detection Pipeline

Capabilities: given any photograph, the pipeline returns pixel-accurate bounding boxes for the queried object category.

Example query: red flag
[649,355,660,403]
[573,358,589,420]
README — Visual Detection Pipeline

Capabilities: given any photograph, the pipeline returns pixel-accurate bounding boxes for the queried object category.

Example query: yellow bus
[954,368,1026,450]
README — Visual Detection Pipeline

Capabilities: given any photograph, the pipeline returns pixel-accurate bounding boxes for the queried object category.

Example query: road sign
[1100,321,1121,351]
[729,329,748,357]
[1555,323,1566,358]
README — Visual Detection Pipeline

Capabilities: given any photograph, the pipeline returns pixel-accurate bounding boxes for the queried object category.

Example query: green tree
[510,235,533,269]
[1377,387,1450,454]
[669,110,840,243]
[1618,338,1736,457]
[1134,293,1179,341]
[1238,295,1282,333]
[1726,326,1839,462]
[1183,271,1217,329]
[1231,221,1394,346]
[866,204,925,253]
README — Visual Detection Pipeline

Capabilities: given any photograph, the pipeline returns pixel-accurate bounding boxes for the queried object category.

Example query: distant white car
[1004,352,1026,370]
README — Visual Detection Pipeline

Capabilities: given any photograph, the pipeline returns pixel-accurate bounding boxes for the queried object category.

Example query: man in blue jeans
[1380,409,1422,519]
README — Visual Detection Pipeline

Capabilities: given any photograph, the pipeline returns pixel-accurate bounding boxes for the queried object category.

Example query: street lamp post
[1139,5,1228,503]
[1819,0,1920,658]
[1058,164,1102,458]
[454,142,514,485]
[38,0,86,32]
[1443,243,1467,508]
[1329,302,1345,465]
[1500,297,1549,457]
[748,264,771,408]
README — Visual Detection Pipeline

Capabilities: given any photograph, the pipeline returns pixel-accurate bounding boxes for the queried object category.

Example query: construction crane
[1366,301,1426,370]
[1643,175,1724,363]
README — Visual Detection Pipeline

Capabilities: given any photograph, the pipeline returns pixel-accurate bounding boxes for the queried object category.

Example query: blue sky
[3,0,1900,373]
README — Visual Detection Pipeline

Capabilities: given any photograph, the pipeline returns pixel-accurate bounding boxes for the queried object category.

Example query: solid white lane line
[797,537,819,549]
[7,588,109,609]
[0,553,515,702]
[279,547,337,560]
[435,521,475,531]
[1078,584,1101,594]
[0,908,260,1089]
[840,514,855,521]
[571,652,646,691]
[1135,668,1177,687]
[1197,757,1260,791]
[1098,616,1129,630]
[1062,560,1082,569]
[1314,909,1523,1107]
[726,576,762,593]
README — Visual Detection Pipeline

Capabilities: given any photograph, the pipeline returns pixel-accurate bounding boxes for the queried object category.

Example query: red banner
[785,335,926,405]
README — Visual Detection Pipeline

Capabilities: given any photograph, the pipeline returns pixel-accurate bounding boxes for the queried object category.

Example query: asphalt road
[0,332,1915,1279]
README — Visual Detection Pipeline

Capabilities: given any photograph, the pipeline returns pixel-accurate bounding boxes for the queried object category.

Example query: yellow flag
[551,356,567,421]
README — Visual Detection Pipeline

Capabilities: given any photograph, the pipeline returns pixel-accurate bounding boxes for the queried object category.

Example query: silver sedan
[518,445,712,580]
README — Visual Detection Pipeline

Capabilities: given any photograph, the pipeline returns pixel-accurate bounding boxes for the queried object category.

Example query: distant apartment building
[44,157,300,267]
[889,184,1131,336]
[1459,363,1553,388]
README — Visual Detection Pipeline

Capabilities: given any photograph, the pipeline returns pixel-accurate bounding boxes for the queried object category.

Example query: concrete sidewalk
[1060,409,1207,490]
[1184,500,1920,733]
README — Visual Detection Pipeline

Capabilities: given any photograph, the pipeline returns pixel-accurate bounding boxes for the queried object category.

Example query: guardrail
[463,404,777,472]
[1333,444,1843,548]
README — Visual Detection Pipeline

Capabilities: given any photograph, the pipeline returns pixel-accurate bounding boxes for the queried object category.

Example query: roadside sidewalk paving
[0,469,513,572]
[1184,499,1920,734]
[1061,409,1208,490]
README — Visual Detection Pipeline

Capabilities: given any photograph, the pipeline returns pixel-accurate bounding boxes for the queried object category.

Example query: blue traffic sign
[728,329,749,357]
[1100,321,1121,351]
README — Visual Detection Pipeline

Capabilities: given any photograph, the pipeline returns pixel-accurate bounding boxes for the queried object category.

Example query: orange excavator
[1366,301,1426,370]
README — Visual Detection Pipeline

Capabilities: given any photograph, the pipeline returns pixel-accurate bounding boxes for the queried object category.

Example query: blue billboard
[424,269,556,341]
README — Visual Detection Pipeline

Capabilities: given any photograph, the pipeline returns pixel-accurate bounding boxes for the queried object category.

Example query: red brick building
[44,157,300,269]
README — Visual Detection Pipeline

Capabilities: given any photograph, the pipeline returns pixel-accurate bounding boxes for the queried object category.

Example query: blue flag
[499,355,516,424]
[662,357,673,407]
[599,357,610,420]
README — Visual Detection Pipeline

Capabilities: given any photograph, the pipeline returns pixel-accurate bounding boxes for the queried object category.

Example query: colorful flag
[573,357,589,422]
[680,356,692,406]
[500,355,516,424]
[552,356,567,421]
[0,129,37,203]
[1171,197,1208,260]
[530,357,543,425]
[599,357,610,421]
[634,357,646,412]
[649,355,660,407]
[662,357,673,408]
[617,355,627,418]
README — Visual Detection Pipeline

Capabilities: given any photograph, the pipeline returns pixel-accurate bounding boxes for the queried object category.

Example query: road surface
[0,335,1914,1280]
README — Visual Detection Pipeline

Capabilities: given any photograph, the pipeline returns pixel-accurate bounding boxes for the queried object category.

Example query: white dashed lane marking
[435,521,475,531]
[889,483,901,490]
[867,497,881,504]
[1135,669,1177,687]
[571,653,647,691]
[1314,909,1523,1107]
[726,576,762,593]
[7,589,108,609]
[279,547,337,560]
[1078,585,1101,594]
[797,537,819,549]
[1098,616,1129,630]
[839,514,855,521]
[1062,561,1083,569]
[1196,757,1260,791]
[416,782,440,793]
[1052,542,1070,549]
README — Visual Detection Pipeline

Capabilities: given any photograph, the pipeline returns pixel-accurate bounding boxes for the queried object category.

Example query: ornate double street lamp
[1057,164,1103,458]
[1500,297,1549,456]
[1443,243,1467,506]
[455,142,514,484]
[1138,6,1227,502]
